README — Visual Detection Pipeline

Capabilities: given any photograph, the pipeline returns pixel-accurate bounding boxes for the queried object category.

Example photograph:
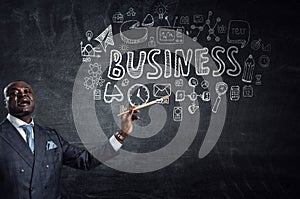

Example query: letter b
[108,50,125,80]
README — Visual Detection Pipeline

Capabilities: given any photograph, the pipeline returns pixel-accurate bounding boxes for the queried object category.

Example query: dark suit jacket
[0,119,118,199]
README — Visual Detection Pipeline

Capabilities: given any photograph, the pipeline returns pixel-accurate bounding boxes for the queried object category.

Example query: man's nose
[18,90,28,97]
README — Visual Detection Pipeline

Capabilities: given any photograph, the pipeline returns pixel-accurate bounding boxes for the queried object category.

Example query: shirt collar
[7,114,34,128]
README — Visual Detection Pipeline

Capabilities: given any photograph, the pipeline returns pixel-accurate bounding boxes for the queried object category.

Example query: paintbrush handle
[117,100,157,117]
[117,95,169,117]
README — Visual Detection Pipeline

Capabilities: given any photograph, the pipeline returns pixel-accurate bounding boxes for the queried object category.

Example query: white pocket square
[46,140,57,151]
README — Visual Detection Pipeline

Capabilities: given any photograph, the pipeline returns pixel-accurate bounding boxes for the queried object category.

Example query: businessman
[0,81,139,199]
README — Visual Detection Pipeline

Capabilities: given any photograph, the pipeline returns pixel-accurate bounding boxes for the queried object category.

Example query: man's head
[3,81,35,120]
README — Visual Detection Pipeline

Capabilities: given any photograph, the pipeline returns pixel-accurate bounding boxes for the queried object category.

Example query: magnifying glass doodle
[212,82,228,113]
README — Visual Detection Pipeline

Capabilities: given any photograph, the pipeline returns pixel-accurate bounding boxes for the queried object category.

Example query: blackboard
[1,0,299,198]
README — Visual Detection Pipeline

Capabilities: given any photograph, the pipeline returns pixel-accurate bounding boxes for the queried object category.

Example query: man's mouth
[18,98,31,107]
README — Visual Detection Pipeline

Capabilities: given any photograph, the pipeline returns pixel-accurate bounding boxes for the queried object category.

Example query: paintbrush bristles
[163,95,169,100]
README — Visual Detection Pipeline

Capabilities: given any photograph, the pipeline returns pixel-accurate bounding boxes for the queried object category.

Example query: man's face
[4,81,35,118]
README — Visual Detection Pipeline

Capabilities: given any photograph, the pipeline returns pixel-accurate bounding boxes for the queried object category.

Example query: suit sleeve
[53,129,119,170]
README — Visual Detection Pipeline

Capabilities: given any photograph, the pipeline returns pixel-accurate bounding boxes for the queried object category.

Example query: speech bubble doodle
[227,20,250,48]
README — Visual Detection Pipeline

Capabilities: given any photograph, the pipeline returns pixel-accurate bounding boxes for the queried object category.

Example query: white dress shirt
[6,114,122,151]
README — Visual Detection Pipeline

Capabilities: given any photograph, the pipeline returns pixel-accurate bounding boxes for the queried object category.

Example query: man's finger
[120,112,127,119]
[129,106,140,114]
[128,108,135,117]
[132,115,140,121]
[130,106,136,110]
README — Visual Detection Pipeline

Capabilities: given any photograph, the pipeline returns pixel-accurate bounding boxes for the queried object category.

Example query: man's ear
[4,99,8,109]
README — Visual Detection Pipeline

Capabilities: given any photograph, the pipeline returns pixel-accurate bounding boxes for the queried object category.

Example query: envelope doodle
[153,83,171,103]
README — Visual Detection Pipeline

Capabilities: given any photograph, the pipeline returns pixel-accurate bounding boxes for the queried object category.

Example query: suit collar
[0,119,34,167]
[6,114,35,128]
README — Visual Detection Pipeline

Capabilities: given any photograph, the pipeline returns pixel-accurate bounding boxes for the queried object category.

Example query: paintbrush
[117,95,169,116]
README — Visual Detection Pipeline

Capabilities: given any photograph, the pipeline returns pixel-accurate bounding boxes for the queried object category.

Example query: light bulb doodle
[155,2,168,20]
[85,30,93,42]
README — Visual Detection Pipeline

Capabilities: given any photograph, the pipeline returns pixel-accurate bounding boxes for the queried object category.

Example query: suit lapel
[33,124,48,162]
[0,119,34,167]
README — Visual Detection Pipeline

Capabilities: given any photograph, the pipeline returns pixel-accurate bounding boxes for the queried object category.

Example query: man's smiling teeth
[18,98,30,105]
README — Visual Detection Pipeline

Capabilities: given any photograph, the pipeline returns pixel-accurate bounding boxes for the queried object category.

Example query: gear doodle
[88,63,103,78]
[83,63,106,89]
[95,77,105,87]
[83,76,95,90]
[119,43,129,54]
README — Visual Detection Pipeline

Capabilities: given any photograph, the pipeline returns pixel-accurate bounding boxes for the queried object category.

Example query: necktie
[21,124,34,153]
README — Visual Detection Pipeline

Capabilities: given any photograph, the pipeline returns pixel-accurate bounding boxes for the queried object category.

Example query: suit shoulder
[35,124,58,135]
[0,119,5,126]
[0,118,9,126]
[0,119,11,133]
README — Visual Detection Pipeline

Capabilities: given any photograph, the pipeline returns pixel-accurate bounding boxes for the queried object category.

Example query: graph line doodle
[190,11,221,42]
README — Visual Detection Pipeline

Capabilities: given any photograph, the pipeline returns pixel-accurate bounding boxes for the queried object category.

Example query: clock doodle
[127,84,150,106]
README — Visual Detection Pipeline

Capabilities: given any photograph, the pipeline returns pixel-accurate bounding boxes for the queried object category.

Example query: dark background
[0,0,299,198]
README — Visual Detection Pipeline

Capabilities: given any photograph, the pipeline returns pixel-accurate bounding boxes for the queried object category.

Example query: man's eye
[24,88,32,94]
[10,91,19,96]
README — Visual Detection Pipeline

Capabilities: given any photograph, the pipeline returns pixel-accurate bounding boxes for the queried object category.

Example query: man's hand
[120,106,139,136]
